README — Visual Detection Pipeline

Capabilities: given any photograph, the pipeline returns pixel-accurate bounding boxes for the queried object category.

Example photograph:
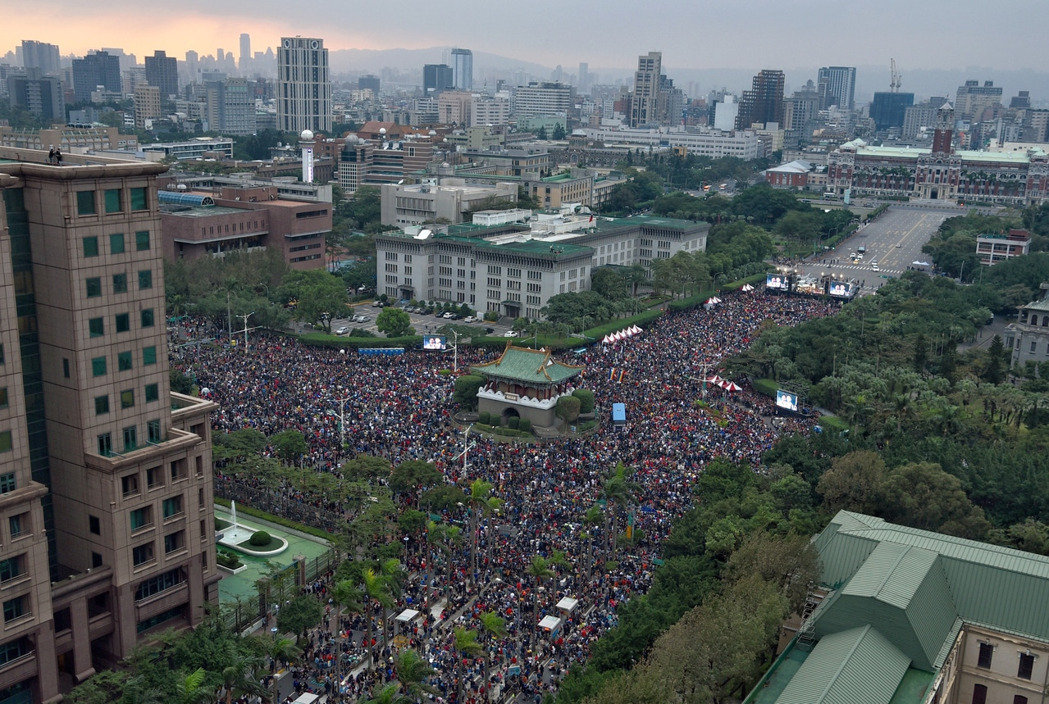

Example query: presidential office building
[746,511,1049,704]
[375,215,707,319]
[0,147,217,703]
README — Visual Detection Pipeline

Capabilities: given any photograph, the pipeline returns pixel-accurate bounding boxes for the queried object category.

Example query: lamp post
[237,312,254,352]
[329,392,351,451]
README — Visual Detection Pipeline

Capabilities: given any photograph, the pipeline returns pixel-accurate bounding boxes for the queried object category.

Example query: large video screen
[423,336,447,351]
[828,282,853,298]
[776,390,799,412]
[766,274,789,291]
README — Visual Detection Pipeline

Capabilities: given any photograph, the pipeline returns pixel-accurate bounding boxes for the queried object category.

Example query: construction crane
[890,59,901,93]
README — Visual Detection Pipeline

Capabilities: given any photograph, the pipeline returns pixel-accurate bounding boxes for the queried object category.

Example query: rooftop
[471,345,583,385]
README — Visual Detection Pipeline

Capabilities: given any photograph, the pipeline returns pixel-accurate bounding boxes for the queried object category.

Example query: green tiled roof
[471,345,583,385]
[776,625,910,704]
[591,214,699,231]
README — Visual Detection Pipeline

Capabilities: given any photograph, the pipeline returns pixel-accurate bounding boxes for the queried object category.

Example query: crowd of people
[171,290,838,703]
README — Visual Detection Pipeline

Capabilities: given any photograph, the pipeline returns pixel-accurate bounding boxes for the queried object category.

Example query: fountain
[231,500,237,528]
[217,500,289,557]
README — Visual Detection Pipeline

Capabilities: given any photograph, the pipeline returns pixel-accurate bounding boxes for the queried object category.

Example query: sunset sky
[1,0,1046,71]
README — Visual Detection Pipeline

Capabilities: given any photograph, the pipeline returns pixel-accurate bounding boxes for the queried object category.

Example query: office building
[20,41,60,77]
[975,228,1031,267]
[204,78,256,135]
[629,51,662,128]
[277,37,332,133]
[955,80,1003,120]
[72,51,121,103]
[437,91,473,126]
[375,214,706,318]
[513,82,573,121]
[736,69,784,130]
[0,126,137,152]
[451,48,473,91]
[582,125,762,160]
[379,180,518,227]
[713,95,739,131]
[6,71,64,122]
[423,64,453,95]
[140,138,234,161]
[816,66,856,110]
[1007,284,1049,369]
[358,74,380,95]
[577,62,589,93]
[239,34,251,71]
[745,510,1049,704]
[144,51,178,99]
[0,146,218,702]
[870,92,915,130]
[471,95,511,128]
[133,84,161,129]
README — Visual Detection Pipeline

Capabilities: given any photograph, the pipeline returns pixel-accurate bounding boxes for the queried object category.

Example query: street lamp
[328,391,351,451]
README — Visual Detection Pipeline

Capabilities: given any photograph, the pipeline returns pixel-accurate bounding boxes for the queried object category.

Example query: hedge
[299,333,424,349]
[248,530,272,546]
[475,422,533,439]
[819,415,850,433]
[584,308,664,339]
[751,378,780,398]
[214,497,333,541]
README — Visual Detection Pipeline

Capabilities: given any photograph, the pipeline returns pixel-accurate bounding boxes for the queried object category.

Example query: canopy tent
[912,261,931,267]
[395,609,421,623]
[539,615,562,631]
[556,597,579,612]
[706,375,724,385]
[741,283,755,292]
[721,380,742,392]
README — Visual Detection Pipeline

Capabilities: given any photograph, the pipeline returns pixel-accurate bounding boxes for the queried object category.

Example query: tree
[881,462,989,537]
[527,556,555,616]
[536,126,548,140]
[361,683,410,704]
[389,460,442,506]
[331,580,363,685]
[453,374,485,410]
[464,479,503,586]
[816,451,887,514]
[276,595,323,644]
[552,123,567,140]
[270,429,308,466]
[572,388,596,414]
[453,628,483,704]
[557,395,582,430]
[261,635,301,704]
[376,307,414,338]
[394,649,438,699]
[280,270,348,333]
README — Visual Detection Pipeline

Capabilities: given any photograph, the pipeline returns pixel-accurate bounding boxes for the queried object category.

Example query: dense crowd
[171,291,837,703]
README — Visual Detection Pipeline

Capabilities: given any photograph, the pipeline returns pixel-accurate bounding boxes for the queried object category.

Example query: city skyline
[1,0,1046,72]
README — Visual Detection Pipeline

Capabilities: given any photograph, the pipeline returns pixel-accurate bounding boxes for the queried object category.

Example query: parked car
[335,326,350,335]
[371,300,385,307]
[503,330,518,338]
[485,327,495,334]
[442,312,455,319]
[464,316,477,323]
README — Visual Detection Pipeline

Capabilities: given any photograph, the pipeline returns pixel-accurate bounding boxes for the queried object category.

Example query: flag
[618,369,625,382]
[609,367,616,381]
[588,214,594,223]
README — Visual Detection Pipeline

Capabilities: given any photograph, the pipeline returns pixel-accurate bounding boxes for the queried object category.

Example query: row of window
[134,567,185,601]
[94,384,161,415]
[97,419,162,456]
[976,641,1036,679]
[92,346,157,377]
[88,309,155,337]
[132,529,186,567]
[86,270,153,298]
[82,231,151,257]
[76,187,149,217]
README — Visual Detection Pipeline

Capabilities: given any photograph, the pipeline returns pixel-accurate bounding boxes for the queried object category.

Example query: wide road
[797,205,960,292]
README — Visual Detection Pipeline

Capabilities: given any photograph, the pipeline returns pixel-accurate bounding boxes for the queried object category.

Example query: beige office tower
[0,148,217,703]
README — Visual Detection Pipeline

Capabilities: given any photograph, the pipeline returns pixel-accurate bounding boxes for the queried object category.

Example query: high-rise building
[713,95,738,131]
[513,82,573,121]
[71,51,121,103]
[134,83,161,128]
[0,146,218,702]
[816,66,856,110]
[20,40,60,77]
[451,48,473,91]
[6,70,64,121]
[144,50,178,99]
[358,75,380,95]
[239,33,251,71]
[629,51,661,128]
[870,92,915,130]
[277,37,332,133]
[736,69,784,130]
[577,62,589,93]
[955,80,1003,120]
[204,77,256,135]
[423,64,453,95]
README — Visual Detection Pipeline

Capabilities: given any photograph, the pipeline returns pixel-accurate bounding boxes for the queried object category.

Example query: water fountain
[217,500,289,556]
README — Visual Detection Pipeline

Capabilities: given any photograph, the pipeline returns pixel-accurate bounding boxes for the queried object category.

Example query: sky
[1,0,1046,72]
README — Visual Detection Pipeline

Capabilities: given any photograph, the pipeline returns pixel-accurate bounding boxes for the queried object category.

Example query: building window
[122,425,137,452]
[142,346,157,366]
[0,473,15,494]
[76,191,96,215]
[138,270,153,290]
[97,432,112,456]
[115,313,130,333]
[121,473,139,497]
[0,388,6,409]
[86,277,102,297]
[164,531,185,554]
[8,513,25,538]
[134,568,185,601]
[91,552,102,568]
[2,596,27,622]
[89,317,104,337]
[0,431,9,454]
[162,495,182,519]
[91,356,107,377]
[120,389,134,409]
[146,466,162,489]
[141,309,155,328]
[112,273,128,294]
[972,684,987,704]
[1015,696,1029,704]
[0,556,24,583]
[110,233,125,254]
[132,543,154,566]
[130,188,147,211]
[89,515,100,535]
[130,507,152,531]
[62,359,69,378]
[135,230,151,251]
[145,383,159,403]
[1019,653,1035,680]
[83,236,99,257]
[94,395,109,415]
[104,189,122,214]
[117,351,132,372]
[148,419,161,443]
[170,459,187,482]
[978,642,994,669]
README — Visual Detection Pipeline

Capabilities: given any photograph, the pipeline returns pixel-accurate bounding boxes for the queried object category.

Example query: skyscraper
[277,37,332,133]
[144,50,178,99]
[816,66,856,110]
[630,51,661,127]
[239,33,251,71]
[0,146,218,702]
[577,62,589,93]
[736,69,785,129]
[423,64,453,94]
[20,40,60,76]
[451,48,473,91]
[71,50,121,102]
[6,71,64,121]
[870,92,915,130]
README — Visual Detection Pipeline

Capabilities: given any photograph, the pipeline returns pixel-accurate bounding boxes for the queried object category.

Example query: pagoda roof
[471,344,583,385]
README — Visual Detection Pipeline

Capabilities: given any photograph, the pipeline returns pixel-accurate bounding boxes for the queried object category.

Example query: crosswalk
[830,264,903,275]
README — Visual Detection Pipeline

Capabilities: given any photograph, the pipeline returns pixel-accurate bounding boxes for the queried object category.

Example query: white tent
[630,325,642,334]
[539,615,562,631]
[395,609,421,623]
[556,597,579,612]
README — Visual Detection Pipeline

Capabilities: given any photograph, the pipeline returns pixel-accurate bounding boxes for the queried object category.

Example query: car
[503,330,518,338]
[485,327,495,334]
[896,243,903,248]
[335,326,349,335]
[371,300,384,307]
[464,316,477,323]
[442,312,455,319]
[871,263,879,271]
[357,315,370,322]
